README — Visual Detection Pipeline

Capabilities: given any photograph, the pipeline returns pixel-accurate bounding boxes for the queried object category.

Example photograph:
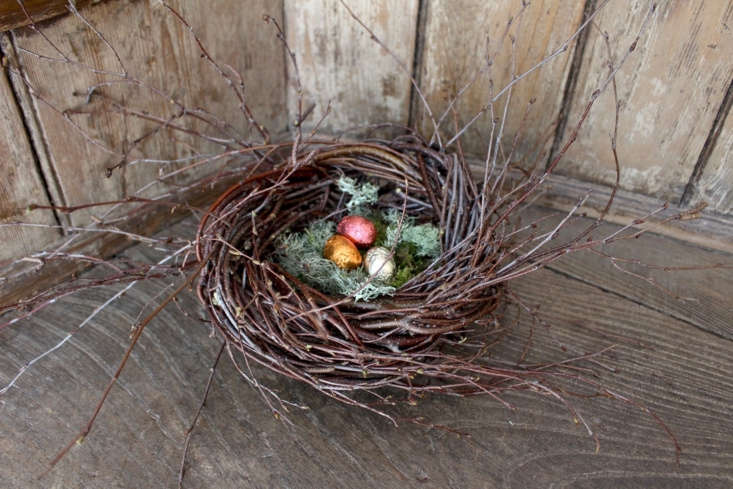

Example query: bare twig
[178,341,226,489]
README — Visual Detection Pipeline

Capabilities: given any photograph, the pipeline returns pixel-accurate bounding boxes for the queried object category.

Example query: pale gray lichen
[274,181,441,302]
[275,220,396,302]
[337,177,379,212]
[383,210,442,258]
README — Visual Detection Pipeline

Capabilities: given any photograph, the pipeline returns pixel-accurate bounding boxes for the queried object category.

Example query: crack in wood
[2,32,70,230]
[545,0,597,171]
[407,0,427,131]
[544,264,733,343]
[680,75,733,206]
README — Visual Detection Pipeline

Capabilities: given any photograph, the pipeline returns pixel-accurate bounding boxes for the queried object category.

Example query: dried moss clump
[337,177,379,212]
[275,220,395,302]
[274,210,440,301]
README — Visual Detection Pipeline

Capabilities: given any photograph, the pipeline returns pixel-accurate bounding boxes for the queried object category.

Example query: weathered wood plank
[0,0,92,32]
[1,215,730,488]
[0,163,249,309]
[464,160,733,255]
[1,32,69,230]
[0,61,59,263]
[532,172,733,255]
[690,102,733,214]
[417,0,585,162]
[521,206,733,342]
[11,0,286,226]
[559,0,733,203]
[284,0,418,133]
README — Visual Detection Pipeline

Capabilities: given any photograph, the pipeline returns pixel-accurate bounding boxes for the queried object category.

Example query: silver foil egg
[364,246,395,281]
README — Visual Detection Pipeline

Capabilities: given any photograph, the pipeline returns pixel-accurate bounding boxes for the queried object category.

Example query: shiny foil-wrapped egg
[364,246,395,281]
[323,234,362,270]
[337,215,376,248]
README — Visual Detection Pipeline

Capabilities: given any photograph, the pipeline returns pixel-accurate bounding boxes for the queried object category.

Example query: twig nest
[323,234,362,270]
[364,246,395,281]
[337,215,376,248]
[195,141,504,412]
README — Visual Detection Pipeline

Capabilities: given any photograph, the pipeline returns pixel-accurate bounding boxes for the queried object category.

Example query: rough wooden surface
[0,0,92,32]
[541,174,733,254]
[11,0,286,226]
[1,211,731,488]
[691,102,733,214]
[417,0,585,162]
[526,206,733,342]
[559,0,733,202]
[284,0,418,134]
[0,63,59,263]
[467,160,733,255]
[0,167,240,310]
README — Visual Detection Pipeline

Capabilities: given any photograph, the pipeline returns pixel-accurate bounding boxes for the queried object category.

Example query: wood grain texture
[0,212,731,488]
[559,0,733,203]
[417,0,585,161]
[526,171,733,254]
[1,32,70,232]
[524,206,733,342]
[0,0,92,32]
[12,0,286,226]
[0,166,241,309]
[0,63,59,263]
[465,160,733,255]
[284,0,418,133]
[690,105,733,214]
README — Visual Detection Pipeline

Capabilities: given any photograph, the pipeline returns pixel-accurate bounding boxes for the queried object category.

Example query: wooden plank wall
[693,105,733,214]
[417,1,585,164]
[0,0,92,31]
[0,0,731,264]
[11,0,286,226]
[0,65,59,263]
[284,0,732,214]
[559,0,733,204]
[284,0,419,133]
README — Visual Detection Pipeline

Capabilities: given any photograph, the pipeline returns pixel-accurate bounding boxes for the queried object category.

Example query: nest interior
[195,139,517,409]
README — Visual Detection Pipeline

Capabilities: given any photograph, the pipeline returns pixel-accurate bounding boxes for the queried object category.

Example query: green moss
[389,243,417,288]
[390,267,413,289]
[273,181,442,301]
[275,220,396,302]
[388,241,435,288]
[382,210,442,258]
[369,213,389,245]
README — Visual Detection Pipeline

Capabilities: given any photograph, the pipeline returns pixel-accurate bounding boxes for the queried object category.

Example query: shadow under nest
[195,137,564,419]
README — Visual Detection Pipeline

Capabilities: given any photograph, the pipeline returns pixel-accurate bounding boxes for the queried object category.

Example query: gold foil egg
[323,234,362,270]
[364,246,395,281]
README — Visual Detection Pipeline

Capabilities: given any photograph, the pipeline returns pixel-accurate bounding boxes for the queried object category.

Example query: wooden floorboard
[523,206,733,341]
[0,212,731,489]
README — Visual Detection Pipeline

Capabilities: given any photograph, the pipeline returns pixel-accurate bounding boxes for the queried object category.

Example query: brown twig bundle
[193,136,607,423]
[195,140,509,416]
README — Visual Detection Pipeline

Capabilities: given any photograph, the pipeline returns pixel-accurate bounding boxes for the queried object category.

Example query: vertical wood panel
[285,0,418,134]
[559,0,733,202]
[691,109,733,213]
[0,66,59,263]
[417,0,586,163]
[12,0,286,226]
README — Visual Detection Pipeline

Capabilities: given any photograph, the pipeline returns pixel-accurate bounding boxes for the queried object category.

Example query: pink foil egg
[336,215,376,248]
